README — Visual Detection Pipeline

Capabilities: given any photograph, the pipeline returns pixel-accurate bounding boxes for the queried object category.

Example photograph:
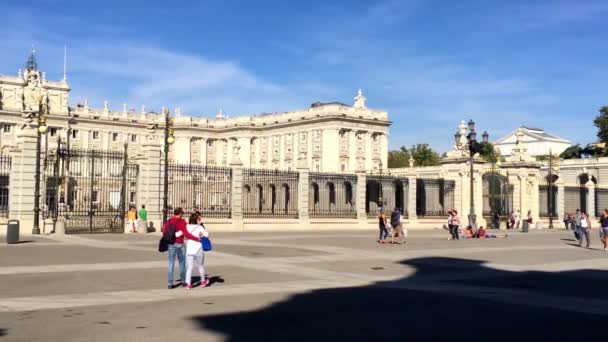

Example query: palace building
[0,50,390,173]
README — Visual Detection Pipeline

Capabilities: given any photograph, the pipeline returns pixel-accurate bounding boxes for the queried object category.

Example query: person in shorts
[390,207,406,244]
[600,209,608,251]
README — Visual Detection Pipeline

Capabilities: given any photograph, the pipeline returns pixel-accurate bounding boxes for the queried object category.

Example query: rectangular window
[129,191,136,203]
[3,124,11,133]
[91,190,98,203]
[112,133,119,142]
[92,131,99,140]
[49,128,57,137]
[131,134,137,143]
[72,129,79,139]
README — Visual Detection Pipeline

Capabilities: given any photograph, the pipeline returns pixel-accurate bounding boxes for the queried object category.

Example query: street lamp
[33,98,49,234]
[548,149,559,229]
[455,119,482,227]
[162,108,175,225]
[378,160,383,210]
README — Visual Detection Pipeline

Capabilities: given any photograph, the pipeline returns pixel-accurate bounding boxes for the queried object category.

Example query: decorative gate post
[557,180,565,223]
[141,141,163,233]
[356,170,367,226]
[8,125,38,234]
[297,166,310,226]
[230,159,244,231]
[587,180,596,220]
[407,169,417,223]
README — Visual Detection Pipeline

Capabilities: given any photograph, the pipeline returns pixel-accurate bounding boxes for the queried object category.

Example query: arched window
[282,183,290,214]
[327,182,336,206]
[269,184,276,214]
[344,181,353,205]
[256,184,263,213]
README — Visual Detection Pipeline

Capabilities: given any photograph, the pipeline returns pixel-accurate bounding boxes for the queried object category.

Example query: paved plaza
[1,228,608,341]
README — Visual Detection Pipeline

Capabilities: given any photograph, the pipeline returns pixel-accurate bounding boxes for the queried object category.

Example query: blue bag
[201,237,212,251]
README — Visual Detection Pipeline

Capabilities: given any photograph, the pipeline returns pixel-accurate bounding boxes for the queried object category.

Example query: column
[322,129,340,172]
[238,137,251,168]
[230,159,244,231]
[140,141,163,232]
[407,171,417,221]
[348,130,356,172]
[380,133,388,171]
[307,130,313,170]
[298,167,310,225]
[279,134,285,170]
[364,132,372,171]
[199,138,207,165]
[587,180,596,220]
[557,181,565,223]
[356,170,367,225]
[174,136,190,164]
[8,125,38,234]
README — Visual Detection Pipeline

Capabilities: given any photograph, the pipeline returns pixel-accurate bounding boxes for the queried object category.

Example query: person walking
[185,213,210,289]
[600,209,608,251]
[377,208,388,244]
[493,211,500,229]
[508,211,515,229]
[138,205,148,232]
[390,207,406,244]
[447,210,454,240]
[451,210,461,240]
[574,209,582,241]
[578,212,591,248]
[514,210,521,230]
[563,213,571,230]
[163,208,202,289]
[127,207,137,233]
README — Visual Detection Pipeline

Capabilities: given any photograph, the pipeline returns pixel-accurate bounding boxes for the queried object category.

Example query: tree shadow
[190,256,608,340]
[0,328,6,336]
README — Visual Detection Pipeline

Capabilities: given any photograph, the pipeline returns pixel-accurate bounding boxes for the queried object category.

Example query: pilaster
[174,136,190,164]
[297,167,310,225]
[230,159,244,231]
[9,126,38,234]
[587,180,596,219]
[557,181,565,221]
[407,169,417,221]
[322,128,340,172]
[140,142,163,232]
[356,170,367,225]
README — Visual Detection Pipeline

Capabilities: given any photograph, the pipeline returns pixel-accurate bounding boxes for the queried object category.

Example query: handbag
[201,236,212,251]
[158,237,169,252]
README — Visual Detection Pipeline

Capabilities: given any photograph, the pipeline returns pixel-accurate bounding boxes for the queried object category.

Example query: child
[185,213,210,289]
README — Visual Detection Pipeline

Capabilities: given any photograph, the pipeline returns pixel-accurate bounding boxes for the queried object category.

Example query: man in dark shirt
[600,209,608,251]
[163,208,201,289]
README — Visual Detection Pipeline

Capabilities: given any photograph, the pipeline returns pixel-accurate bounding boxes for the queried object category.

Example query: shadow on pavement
[190,256,608,340]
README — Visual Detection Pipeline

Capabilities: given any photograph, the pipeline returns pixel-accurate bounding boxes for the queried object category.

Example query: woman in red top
[163,208,201,289]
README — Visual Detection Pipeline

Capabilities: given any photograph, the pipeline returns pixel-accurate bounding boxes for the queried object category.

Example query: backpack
[390,211,400,227]
[158,222,177,253]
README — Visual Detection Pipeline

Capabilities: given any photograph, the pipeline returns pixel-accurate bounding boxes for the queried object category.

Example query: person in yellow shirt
[127,207,137,233]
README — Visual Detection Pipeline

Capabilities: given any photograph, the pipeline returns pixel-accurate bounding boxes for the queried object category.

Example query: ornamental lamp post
[162,108,175,225]
[32,98,49,234]
[455,119,481,227]
[378,160,383,210]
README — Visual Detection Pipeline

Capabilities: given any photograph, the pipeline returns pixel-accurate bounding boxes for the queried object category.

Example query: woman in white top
[578,212,591,248]
[185,213,210,289]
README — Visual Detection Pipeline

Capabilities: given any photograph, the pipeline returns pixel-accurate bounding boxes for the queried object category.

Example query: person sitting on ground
[478,226,487,239]
[463,226,474,239]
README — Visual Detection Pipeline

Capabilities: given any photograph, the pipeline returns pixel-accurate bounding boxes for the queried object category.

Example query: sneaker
[186,283,193,290]
[199,279,210,288]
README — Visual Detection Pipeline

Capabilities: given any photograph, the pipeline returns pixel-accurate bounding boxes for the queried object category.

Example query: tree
[593,106,608,143]
[387,147,410,168]
[560,144,582,159]
[387,144,441,168]
[477,141,498,163]
[409,144,441,167]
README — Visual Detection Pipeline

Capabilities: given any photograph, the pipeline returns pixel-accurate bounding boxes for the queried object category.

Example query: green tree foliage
[593,106,608,143]
[476,141,498,163]
[387,144,441,168]
[559,144,583,159]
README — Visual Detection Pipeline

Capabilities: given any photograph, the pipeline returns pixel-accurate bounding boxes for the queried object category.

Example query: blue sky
[1,0,607,152]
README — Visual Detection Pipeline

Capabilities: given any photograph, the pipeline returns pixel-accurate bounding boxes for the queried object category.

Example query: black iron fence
[0,155,11,217]
[564,185,588,215]
[365,175,408,217]
[243,168,298,218]
[416,178,454,218]
[539,184,558,218]
[309,172,357,218]
[596,188,608,217]
[166,163,232,219]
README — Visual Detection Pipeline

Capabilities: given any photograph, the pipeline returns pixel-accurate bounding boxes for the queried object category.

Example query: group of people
[563,208,605,249]
[447,210,508,240]
[507,210,533,230]
[127,205,148,233]
[377,207,407,244]
[163,208,210,289]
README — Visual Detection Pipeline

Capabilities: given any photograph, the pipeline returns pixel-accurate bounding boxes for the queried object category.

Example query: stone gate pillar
[8,125,38,234]
[230,159,244,231]
[297,167,310,226]
[356,170,367,225]
[587,180,596,219]
[140,142,163,233]
[407,170,417,222]
[557,180,565,222]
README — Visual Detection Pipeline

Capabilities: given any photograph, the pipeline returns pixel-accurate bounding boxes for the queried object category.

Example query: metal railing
[415,178,454,218]
[166,163,232,219]
[539,184,558,218]
[243,168,298,218]
[365,175,409,218]
[309,172,357,218]
[0,155,11,217]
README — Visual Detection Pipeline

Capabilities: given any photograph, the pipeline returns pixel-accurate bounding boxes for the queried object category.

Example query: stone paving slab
[0,245,158,266]
[0,265,308,299]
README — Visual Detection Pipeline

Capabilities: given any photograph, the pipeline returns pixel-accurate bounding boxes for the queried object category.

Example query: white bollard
[55,220,65,236]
